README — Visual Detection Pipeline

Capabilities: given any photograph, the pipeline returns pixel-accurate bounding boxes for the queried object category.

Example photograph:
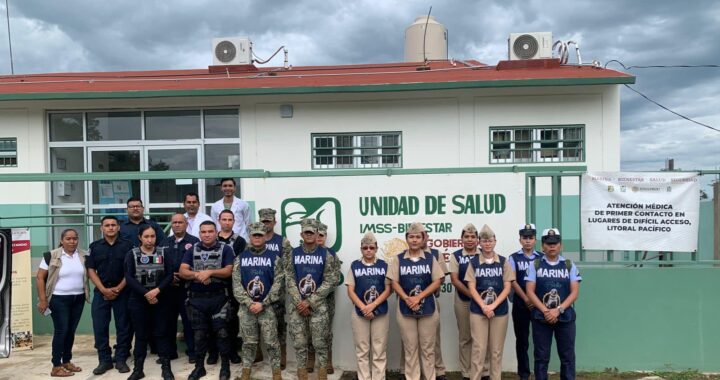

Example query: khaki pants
[434,300,446,376]
[351,312,390,380]
[470,313,509,380]
[396,304,439,380]
[453,295,472,377]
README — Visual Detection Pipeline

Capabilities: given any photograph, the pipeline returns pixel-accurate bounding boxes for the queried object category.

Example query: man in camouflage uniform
[286,218,339,380]
[306,221,342,374]
[233,222,284,380]
[259,208,292,369]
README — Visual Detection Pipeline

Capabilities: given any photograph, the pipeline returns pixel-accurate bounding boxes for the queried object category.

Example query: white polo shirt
[210,196,251,241]
[38,250,85,295]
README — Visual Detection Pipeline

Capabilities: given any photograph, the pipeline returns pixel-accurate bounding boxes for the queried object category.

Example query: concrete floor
[0,335,345,380]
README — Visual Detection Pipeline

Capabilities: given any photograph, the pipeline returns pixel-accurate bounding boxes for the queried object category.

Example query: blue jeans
[532,319,576,380]
[91,288,132,364]
[49,294,85,367]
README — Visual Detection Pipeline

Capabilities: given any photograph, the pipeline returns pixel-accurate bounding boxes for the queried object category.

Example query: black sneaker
[115,361,131,373]
[436,376,447,380]
[481,377,490,380]
[188,356,196,364]
[93,362,114,375]
[188,366,207,380]
[229,352,241,364]
[206,352,218,365]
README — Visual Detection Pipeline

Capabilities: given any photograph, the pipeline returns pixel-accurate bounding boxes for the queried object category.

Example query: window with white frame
[0,138,17,167]
[490,125,584,164]
[312,132,402,169]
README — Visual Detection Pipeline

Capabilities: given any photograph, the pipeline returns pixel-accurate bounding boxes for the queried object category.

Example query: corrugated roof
[0,59,635,101]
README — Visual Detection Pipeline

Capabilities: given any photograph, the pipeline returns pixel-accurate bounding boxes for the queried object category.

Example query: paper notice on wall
[11,228,33,351]
[581,172,700,252]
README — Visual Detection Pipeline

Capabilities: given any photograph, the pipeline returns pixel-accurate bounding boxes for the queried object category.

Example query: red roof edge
[496,59,561,70]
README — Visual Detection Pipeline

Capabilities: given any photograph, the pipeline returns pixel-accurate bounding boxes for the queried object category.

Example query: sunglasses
[361,246,376,250]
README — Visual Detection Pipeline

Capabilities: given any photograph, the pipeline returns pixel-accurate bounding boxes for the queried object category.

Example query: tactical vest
[265,234,284,259]
[509,250,543,302]
[397,253,436,317]
[292,246,328,300]
[468,255,508,316]
[451,249,474,302]
[350,259,389,317]
[532,258,576,322]
[133,247,166,289]
[239,248,277,302]
[193,242,226,284]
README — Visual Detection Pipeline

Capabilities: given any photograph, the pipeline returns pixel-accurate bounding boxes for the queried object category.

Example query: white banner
[581,172,700,251]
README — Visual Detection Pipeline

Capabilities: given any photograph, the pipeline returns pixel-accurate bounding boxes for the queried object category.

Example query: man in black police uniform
[120,197,166,247]
[216,209,245,364]
[87,215,134,374]
[160,212,200,363]
[180,221,235,380]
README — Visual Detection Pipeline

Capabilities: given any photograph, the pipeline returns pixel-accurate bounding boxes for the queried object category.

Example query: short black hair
[183,192,200,202]
[220,178,236,186]
[199,220,217,230]
[127,197,143,206]
[101,215,119,224]
[218,209,234,219]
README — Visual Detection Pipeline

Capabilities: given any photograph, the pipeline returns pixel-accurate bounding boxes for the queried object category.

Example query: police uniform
[259,208,293,369]
[160,232,200,361]
[447,223,480,379]
[86,236,134,372]
[120,218,166,247]
[525,228,581,380]
[286,219,339,380]
[507,224,543,380]
[387,222,444,380]
[232,222,284,380]
[464,225,515,380]
[182,240,236,380]
[345,231,391,380]
[124,246,175,379]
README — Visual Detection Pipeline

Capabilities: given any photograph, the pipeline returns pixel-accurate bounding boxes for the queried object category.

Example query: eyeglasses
[128,205,144,209]
[361,246,376,250]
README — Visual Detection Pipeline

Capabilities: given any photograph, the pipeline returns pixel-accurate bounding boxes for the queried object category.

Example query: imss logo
[281,197,342,252]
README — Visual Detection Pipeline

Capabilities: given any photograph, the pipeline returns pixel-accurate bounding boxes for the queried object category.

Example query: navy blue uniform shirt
[86,237,134,288]
[119,218,166,247]
[181,241,235,293]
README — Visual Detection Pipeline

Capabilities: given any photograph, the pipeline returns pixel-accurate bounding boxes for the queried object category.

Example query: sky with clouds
[0,0,718,191]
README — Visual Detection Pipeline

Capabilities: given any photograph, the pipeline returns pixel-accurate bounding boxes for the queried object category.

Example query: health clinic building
[0,18,633,257]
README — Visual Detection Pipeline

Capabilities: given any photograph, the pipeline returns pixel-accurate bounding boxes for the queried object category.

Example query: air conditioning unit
[212,37,252,65]
[508,32,553,60]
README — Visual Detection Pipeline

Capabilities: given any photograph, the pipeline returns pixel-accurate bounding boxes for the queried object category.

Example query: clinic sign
[581,172,700,252]
[263,172,524,263]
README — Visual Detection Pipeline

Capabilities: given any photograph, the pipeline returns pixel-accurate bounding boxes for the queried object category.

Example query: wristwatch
[558,306,565,314]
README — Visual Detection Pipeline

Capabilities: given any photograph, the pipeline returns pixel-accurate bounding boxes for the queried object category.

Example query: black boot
[127,361,145,380]
[206,350,218,365]
[188,364,207,380]
[219,356,231,380]
[160,358,175,380]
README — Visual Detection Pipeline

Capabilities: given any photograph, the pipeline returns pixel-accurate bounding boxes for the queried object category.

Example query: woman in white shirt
[36,229,90,377]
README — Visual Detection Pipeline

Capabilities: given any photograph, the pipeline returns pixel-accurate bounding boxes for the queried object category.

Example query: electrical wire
[623,84,720,133]
[605,60,720,70]
[252,46,285,64]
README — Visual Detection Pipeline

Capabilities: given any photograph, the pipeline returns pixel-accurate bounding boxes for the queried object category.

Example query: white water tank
[404,16,448,62]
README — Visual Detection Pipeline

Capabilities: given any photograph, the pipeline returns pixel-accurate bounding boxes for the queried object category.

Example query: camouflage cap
[248,222,267,236]
[406,222,426,235]
[258,208,276,222]
[301,218,318,233]
[462,223,478,236]
[479,224,496,240]
[317,222,328,236]
[361,231,377,246]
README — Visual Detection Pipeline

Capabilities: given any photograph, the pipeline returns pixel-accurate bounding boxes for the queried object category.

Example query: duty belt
[189,289,228,298]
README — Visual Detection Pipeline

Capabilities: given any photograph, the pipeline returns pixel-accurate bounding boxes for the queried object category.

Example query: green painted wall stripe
[0,76,635,102]
[0,166,588,182]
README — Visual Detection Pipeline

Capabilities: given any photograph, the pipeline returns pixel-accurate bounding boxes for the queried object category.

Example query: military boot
[272,368,283,380]
[239,368,251,380]
[218,357,230,380]
[297,368,309,380]
[160,358,174,380]
[306,351,315,373]
[326,350,334,374]
[127,361,145,380]
[317,367,328,380]
[187,364,206,380]
[280,344,287,370]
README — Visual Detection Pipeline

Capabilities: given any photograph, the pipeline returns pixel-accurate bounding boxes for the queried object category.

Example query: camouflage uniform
[286,219,339,380]
[232,223,285,373]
